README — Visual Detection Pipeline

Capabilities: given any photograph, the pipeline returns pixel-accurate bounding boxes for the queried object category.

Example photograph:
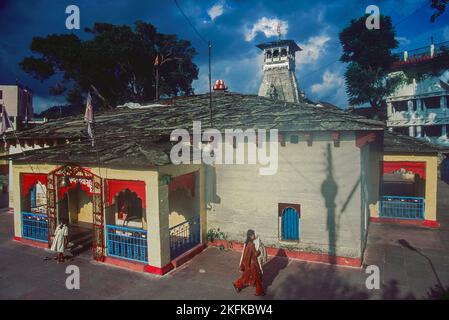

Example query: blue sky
[0,0,448,112]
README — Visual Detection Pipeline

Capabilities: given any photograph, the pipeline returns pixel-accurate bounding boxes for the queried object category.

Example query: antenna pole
[208,41,213,127]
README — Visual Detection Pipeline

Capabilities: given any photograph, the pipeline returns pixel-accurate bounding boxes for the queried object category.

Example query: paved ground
[1,182,449,300]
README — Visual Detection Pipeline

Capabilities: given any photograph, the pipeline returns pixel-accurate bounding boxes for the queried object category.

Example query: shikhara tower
[257,39,302,103]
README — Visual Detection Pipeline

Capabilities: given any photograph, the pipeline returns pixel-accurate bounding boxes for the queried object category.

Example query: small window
[281,48,287,57]
[0,90,3,99]
[273,50,279,58]
[266,50,272,59]
[278,203,300,241]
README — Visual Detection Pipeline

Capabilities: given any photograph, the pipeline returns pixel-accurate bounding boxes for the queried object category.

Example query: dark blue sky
[0,0,448,112]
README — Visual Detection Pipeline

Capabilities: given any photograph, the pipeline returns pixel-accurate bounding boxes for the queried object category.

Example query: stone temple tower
[257,39,302,103]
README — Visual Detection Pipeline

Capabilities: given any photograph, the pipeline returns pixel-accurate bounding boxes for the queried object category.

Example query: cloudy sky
[0,0,448,112]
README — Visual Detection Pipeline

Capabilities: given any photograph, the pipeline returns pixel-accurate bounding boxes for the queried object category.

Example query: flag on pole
[154,54,160,67]
[0,104,12,135]
[84,92,95,147]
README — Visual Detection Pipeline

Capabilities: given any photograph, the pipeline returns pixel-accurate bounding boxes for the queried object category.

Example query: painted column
[442,125,447,138]
[441,96,447,111]
[409,126,415,137]
[407,100,413,112]
[387,102,393,117]
[416,125,423,138]
[416,99,422,112]
[145,171,172,275]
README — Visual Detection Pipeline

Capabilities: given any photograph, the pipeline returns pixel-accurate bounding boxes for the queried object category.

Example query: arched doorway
[47,165,104,261]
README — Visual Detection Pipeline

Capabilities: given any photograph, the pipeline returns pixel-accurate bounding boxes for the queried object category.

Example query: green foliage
[430,0,448,22]
[20,21,199,111]
[207,228,229,242]
[339,15,404,108]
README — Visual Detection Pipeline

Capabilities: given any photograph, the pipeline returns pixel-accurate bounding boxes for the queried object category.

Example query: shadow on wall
[321,143,338,263]
[205,165,221,209]
[169,187,197,227]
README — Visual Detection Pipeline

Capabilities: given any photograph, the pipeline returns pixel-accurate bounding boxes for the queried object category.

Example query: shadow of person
[262,252,289,293]
[321,144,338,263]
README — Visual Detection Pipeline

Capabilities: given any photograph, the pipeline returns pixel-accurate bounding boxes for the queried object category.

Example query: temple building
[4,91,388,273]
[386,40,449,145]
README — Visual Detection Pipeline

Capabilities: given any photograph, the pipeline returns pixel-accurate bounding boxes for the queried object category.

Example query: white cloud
[207,1,225,21]
[396,36,411,48]
[297,34,331,67]
[309,68,348,107]
[244,17,288,42]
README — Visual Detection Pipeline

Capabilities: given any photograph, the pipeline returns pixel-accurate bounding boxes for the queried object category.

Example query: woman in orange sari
[233,229,265,296]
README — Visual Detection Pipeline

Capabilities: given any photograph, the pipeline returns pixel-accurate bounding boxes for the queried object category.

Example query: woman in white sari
[51,219,69,263]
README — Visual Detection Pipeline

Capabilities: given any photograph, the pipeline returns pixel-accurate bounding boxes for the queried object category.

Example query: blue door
[281,207,299,240]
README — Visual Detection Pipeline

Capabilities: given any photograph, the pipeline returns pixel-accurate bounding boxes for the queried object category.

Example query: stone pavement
[1,182,449,300]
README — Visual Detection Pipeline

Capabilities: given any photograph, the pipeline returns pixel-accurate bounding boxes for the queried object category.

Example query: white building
[386,40,449,145]
[0,84,34,130]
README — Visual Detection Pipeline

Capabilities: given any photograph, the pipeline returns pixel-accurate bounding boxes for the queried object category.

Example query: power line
[173,0,208,45]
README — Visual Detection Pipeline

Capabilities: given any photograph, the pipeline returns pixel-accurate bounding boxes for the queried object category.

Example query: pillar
[409,126,415,137]
[387,102,393,117]
[407,100,413,112]
[441,96,447,111]
[416,126,423,138]
[416,99,422,112]
[145,171,172,275]
[442,125,447,138]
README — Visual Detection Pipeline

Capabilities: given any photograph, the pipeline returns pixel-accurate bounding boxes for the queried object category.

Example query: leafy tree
[430,0,448,22]
[339,15,404,109]
[20,21,199,110]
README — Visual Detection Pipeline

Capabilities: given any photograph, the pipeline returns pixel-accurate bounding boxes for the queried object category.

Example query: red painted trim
[208,240,361,267]
[169,172,196,197]
[171,243,206,268]
[103,256,146,272]
[381,161,426,179]
[278,203,301,217]
[144,263,174,275]
[356,132,377,148]
[106,179,146,208]
[13,236,49,248]
[21,173,48,196]
[370,217,439,229]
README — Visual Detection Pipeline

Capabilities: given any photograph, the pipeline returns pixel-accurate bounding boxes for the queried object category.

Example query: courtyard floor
[1,181,449,300]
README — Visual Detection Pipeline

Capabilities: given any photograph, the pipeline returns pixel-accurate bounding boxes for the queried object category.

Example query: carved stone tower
[257,40,302,103]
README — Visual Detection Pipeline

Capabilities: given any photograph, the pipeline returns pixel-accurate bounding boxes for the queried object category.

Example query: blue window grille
[169,215,200,260]
[380,196,425,220]
[21,212,48,243]
[106,225,148,263]
[281,207,300,241]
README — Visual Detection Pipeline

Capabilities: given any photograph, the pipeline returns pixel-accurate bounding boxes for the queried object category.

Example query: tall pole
[208,41,213,127]
[155,64,159,101]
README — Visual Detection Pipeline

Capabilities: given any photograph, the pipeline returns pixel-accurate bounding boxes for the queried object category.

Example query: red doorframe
[381,161,426,179]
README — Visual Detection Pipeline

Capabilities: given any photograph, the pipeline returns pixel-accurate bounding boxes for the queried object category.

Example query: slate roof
[5,92,384,167]
[384,131,449,154]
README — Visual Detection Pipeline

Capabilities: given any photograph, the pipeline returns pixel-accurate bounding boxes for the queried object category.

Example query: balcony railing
[106,225,148,263]
[169,216,201,260]
[380,196,425,220]
[393,41,449,64]
[21,212,48,243]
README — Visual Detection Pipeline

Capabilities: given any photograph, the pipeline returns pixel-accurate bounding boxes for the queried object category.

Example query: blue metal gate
[380,196,425,220]
[22,212,48,243]
[441,158,449,184]
[281,207,300,240]
[106,225,148,263]
[169,216,200,259]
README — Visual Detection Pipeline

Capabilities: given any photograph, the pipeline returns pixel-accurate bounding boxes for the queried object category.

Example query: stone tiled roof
[384,131,449,154]
[6,92,384,167]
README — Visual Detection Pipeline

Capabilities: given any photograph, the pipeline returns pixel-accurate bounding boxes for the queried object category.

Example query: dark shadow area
[321,144,338,263]
[397,239,449,299]
[262,256,289,291]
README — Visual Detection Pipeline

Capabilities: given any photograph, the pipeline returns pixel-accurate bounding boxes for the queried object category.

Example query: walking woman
[51,219,69,263]
[233,229,265,296]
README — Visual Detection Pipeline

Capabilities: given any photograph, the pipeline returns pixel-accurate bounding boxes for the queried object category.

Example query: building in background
[386,40,449,145]
[257,39,303,103]
[0,84,33,131]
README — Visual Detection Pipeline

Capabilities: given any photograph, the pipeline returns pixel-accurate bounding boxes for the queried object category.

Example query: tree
[20,21,199,110]
[430,0,448,22]
[339,15,404,109]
